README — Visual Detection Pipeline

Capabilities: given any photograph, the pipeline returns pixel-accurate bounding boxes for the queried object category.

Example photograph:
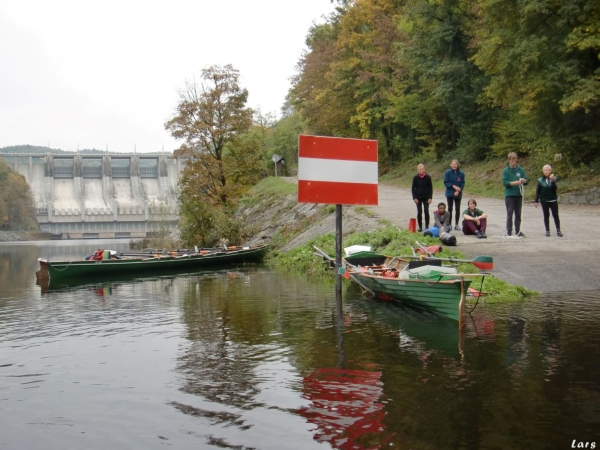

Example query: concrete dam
[2,153,185,239]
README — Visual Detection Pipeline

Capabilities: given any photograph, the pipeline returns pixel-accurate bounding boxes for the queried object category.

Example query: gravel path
[368,185,600,292]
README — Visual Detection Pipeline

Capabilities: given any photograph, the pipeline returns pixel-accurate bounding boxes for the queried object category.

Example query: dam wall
[2,152,184,239]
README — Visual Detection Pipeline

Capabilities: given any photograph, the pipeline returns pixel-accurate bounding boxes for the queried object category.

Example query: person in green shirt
[462,199,488,239]
[502,152,529,237]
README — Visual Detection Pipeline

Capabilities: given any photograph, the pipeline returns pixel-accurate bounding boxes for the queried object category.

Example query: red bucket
[408,218,417,233]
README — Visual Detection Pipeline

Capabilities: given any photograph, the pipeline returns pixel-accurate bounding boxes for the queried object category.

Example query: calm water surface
[1,241,599,449]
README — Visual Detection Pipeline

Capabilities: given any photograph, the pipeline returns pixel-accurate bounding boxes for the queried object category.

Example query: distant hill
[0,145,172,155]
[0,145,104,154]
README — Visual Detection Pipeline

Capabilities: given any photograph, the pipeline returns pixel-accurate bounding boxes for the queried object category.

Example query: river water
[1,241,599,449]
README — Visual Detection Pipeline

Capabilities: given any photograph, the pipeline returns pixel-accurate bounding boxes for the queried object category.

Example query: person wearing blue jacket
[443,159,465,231]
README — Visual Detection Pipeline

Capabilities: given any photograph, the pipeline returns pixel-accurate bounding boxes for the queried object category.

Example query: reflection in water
[540,315,561,377]
[176,275,262,411]
[506,313,529,378]
[2,242,600,449]
[297,291,393,449]
[299,368,389,449]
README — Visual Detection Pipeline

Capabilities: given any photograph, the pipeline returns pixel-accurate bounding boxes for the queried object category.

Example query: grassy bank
[243,177,535,300]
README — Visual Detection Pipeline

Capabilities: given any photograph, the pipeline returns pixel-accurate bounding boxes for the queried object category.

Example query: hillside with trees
[0,157,37,230]
[287,0,599,176]
[0,145,105,154]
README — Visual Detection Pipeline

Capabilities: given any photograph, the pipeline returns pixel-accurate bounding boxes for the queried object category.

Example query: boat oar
[401,255,494,271]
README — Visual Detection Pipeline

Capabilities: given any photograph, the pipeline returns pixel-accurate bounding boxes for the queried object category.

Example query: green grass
[272,224,536,300]
[239,176,297,208]
[239,175,536,300]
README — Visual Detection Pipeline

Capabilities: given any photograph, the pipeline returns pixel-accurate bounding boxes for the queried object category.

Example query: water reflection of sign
[298,368,393,449]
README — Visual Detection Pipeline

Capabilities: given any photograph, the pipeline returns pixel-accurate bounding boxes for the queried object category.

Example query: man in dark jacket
[411,164,433,232]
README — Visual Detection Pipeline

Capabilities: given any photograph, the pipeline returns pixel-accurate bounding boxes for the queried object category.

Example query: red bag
[382,269,398,278]
[416,245,442,255]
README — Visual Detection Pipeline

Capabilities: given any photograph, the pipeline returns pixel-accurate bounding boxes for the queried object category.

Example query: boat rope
[415,274,445,286]
[52,261,74,272]
[465,276,486,314]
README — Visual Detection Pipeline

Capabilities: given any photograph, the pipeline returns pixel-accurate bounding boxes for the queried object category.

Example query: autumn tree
[165,65,255,246]
[470,0,600,166]
[165,64,253,206]
[0,157,36,230]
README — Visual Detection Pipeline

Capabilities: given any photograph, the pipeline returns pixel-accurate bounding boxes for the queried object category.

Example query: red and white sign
[298,135,378,205]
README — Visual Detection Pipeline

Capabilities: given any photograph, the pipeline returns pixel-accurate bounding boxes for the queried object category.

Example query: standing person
[462,199,488,239]
[443,159,465,231]
[411,163,433,232]
[433,202,452,233]
[502,152,528,237]
[534,164,563,237]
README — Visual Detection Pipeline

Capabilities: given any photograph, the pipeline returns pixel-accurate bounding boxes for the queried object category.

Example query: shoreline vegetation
[239,174,535,302]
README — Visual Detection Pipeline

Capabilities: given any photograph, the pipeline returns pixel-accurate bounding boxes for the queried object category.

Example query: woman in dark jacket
[534,164,563,237]
[411,164,433,232]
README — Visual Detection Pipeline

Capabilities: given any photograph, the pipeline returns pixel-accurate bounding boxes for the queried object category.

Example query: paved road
[367,185,600,292]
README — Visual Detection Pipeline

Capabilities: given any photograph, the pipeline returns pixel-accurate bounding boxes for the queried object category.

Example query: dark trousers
[415,199,430,229]
[505,196,523,234]
[541,201,560,231]
[446,197,462,226]
[462,218,487,235]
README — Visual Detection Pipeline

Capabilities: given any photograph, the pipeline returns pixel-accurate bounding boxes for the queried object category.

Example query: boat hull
[36,245,269,282]
[350,272,471,321]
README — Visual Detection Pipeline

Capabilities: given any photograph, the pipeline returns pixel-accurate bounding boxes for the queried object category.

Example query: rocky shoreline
[0,231,32,242]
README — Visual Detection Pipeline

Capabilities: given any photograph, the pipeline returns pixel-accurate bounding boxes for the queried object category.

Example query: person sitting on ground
[433,202,452,233]
[462,199,488,239]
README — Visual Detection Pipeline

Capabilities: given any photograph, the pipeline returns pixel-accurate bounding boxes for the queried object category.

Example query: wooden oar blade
[472,256,493,270]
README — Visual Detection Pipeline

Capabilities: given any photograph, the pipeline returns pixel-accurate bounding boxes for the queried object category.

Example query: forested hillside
[288,0,599,175]
[0,157,37,230]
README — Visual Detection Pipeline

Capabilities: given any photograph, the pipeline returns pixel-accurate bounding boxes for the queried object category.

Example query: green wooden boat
[343,251,480,323]
[36,244,269,283]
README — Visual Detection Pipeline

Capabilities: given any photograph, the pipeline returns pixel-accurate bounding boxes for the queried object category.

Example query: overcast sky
[0,0,335,153]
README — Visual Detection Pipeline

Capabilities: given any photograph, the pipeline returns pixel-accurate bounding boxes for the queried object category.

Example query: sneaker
[455,225,461,231]
[475,231,482,238]
[417,228,423,233]
[480,231,487,238]
[545,231,550,237]
[557,230,563,237]
[503,232,512,237]
[515,231,526,238]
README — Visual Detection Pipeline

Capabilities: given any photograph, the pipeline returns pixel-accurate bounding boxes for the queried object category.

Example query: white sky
[0,0,335,153]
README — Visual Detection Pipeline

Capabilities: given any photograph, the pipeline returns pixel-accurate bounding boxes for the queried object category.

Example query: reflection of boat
[346,291,465,360]
[343,251,485,323]
[36,244,268,283]
[36,264,252,293]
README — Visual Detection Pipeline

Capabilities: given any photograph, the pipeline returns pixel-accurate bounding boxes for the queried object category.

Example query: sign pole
[296,135,378,295]
[335,204,342,293]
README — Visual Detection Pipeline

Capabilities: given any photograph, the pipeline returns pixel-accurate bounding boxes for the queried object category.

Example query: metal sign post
[297,135,378,294]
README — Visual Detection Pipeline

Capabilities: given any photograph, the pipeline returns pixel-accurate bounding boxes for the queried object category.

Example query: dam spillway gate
[2,153,185,239]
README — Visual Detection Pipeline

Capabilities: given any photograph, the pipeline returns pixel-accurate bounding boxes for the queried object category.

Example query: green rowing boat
[342,251,483,323]
[36,244,269,282]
